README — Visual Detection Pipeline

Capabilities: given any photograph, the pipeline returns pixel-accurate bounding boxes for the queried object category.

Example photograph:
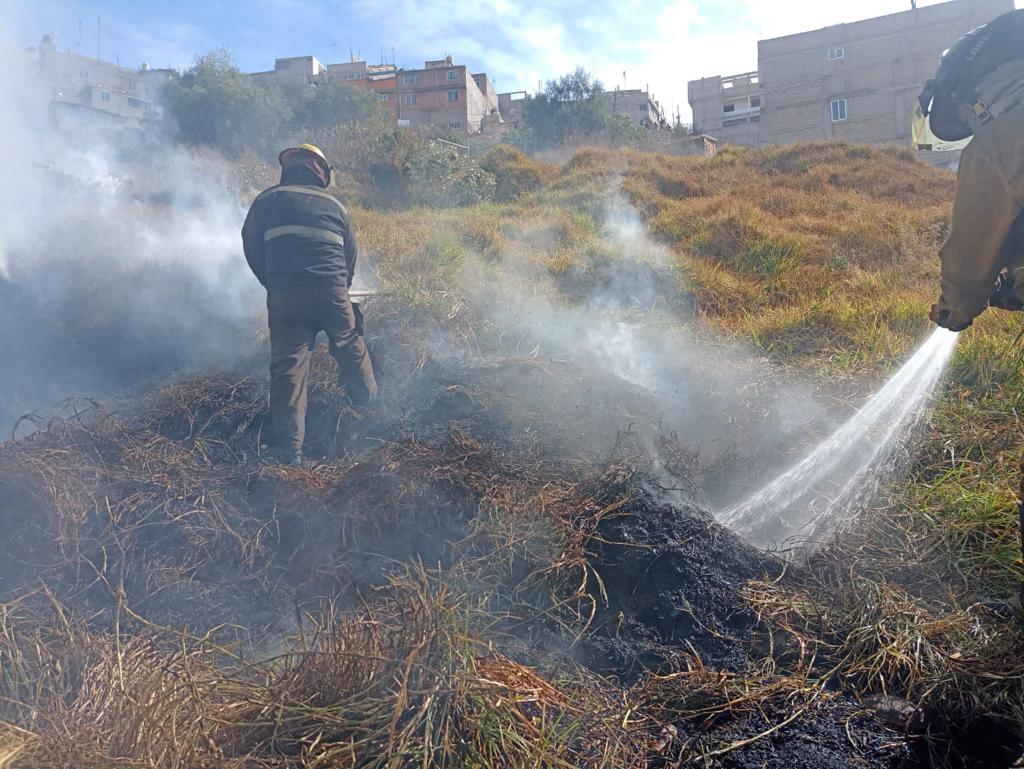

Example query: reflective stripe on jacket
[241,176,357,288]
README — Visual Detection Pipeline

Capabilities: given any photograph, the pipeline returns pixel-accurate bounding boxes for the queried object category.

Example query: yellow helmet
[278,143,329,168]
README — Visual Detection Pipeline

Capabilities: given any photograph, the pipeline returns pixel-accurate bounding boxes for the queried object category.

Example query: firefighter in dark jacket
[920,8,1024,620]
[242,144,378,465]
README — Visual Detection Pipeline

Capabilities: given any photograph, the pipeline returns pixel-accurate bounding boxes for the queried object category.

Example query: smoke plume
[0,39,267,431]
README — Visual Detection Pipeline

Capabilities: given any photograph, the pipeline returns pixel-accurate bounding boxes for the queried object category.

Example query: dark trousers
[267,282,378,458]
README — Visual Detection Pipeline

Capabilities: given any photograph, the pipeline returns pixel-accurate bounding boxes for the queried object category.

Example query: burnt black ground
[575,468,780,677]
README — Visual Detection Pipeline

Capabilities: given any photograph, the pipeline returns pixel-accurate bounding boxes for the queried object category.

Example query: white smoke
[0,36,267,428]
[453,188,834,507]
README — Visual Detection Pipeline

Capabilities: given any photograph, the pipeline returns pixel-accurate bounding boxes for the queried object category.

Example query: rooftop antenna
[77,19,82,50]
[332,42,336,63]
[96,16,101,61]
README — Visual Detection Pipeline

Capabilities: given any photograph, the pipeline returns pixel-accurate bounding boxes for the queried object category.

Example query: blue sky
[12,0,1018,120]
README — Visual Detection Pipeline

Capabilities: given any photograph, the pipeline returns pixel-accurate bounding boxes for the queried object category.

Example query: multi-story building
[497,91,528,127]
[394,56,501,134]
[250,55,327,86]
[603,88,666,126]
[27,34,162,137]
[689,71,762,146]
[688,0,1013,147]
[325,59,399,120]
[252,56,400,120]
[250,54,500,133]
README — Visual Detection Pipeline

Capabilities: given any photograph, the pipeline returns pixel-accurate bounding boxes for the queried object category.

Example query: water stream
[719,328,959,549]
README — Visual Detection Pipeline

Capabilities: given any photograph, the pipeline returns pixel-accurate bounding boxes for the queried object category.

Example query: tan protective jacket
[936,83,1024,329]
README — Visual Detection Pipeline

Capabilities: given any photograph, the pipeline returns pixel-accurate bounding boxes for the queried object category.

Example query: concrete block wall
[688,0,1014,147]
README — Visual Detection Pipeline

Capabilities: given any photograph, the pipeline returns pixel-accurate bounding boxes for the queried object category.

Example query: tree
[544,67,605,103]
[517,67,643,151]
[163,49,292,156]
[297,80,383,129]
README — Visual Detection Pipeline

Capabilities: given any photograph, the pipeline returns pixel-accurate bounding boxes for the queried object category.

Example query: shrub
[406,142,496,208]
[479,146,554,202]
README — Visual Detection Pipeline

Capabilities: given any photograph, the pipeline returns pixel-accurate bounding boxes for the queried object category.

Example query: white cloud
[345,0,990,122]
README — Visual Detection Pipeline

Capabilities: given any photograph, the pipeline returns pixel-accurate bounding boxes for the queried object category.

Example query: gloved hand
[929,301,973,332]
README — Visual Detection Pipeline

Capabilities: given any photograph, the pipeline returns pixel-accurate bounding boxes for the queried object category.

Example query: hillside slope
[0,142,1022,769]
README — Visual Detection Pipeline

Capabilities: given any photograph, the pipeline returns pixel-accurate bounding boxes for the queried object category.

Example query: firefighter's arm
[343,214,358,288]
[932,143,1021,331]
[241,198,267,287]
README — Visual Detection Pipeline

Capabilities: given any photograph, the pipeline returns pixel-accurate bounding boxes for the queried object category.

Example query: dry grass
[4,140,1024,767]
[0,572,657,769]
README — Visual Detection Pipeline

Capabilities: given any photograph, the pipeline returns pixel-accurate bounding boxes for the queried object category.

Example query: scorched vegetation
[0,141,1021,769]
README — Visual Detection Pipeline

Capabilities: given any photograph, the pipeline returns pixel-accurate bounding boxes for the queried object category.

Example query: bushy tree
[163,49,292,156]
[405,140,496,207]
[297,80,383,129]
[517,68,644,151]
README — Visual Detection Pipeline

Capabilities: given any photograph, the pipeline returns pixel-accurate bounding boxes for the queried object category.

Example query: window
[722,80,734,89]
[447,89,459,102]
[831,98,847,122]
[100,91,111,102]
[405,93,417,105]
[447,70,458,81]
[827,46,845,61]
[750,74,759,84]
[445,121,463,129]
[79,69,89,78]
[378,93,390,101]
[723,103,735,113]
[750,96,761,108]
[404,73,418,85]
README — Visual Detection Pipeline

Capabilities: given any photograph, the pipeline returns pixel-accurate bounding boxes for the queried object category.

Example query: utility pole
[96,16,101,61]
[77,19,82,50]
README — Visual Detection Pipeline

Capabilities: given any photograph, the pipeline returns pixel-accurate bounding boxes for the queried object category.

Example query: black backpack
[918,9,1024,142]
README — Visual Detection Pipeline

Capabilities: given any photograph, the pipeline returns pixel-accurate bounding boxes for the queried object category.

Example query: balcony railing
[721,72,760,92]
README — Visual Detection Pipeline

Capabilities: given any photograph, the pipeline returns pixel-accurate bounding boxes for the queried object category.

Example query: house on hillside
[27,35,166,139]
[603,88,666,126]
[249,53,503,135]
[393,56,502,134]
[688,0,1013,148]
